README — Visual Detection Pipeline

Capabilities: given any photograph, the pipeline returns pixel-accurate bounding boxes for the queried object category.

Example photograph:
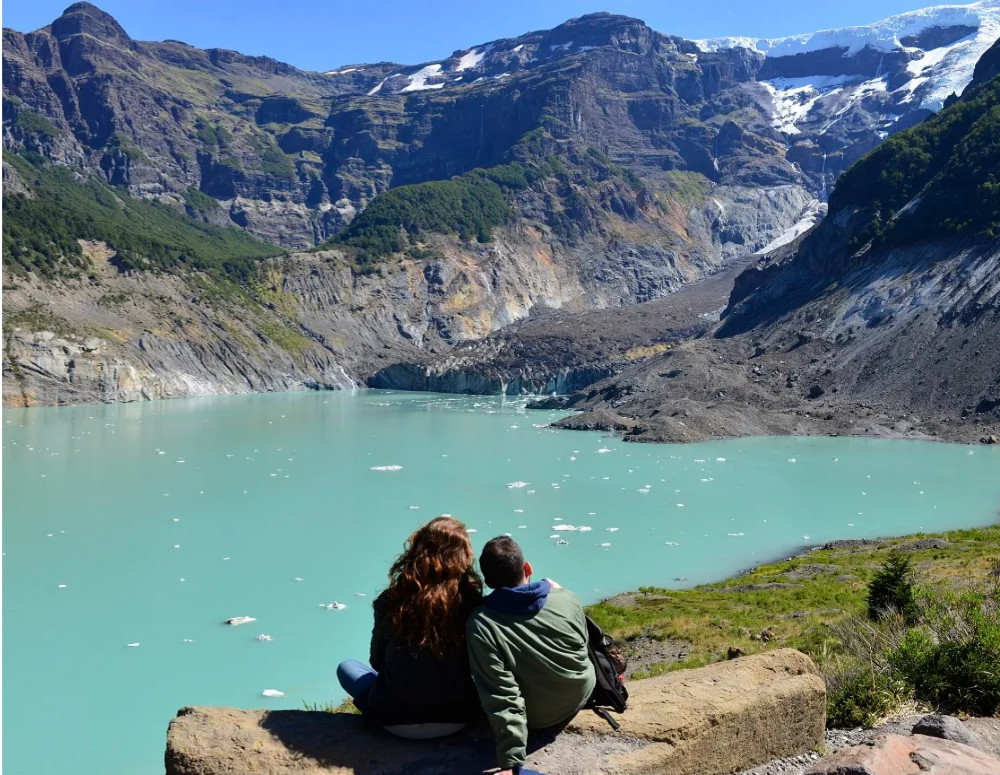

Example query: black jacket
[356,591,481,725]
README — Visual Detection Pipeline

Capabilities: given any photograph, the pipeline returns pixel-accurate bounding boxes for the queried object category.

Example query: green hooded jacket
[466,579,596,768]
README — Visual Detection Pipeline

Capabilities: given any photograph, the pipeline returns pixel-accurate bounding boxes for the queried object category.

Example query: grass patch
[2,302,78,337]
[256,320,312,354]
[587,525,1000,725]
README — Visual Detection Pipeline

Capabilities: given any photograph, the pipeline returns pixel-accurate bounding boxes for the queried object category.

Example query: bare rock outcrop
[165,648,825,775]
[805,733,1000,775]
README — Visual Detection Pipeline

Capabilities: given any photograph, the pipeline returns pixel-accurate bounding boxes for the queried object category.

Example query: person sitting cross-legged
[466,536,595,774]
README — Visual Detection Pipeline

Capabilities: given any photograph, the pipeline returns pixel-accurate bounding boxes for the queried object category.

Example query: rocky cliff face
[4,214,729,405]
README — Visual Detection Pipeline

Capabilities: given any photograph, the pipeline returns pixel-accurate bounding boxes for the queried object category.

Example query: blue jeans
[337,658,377,699]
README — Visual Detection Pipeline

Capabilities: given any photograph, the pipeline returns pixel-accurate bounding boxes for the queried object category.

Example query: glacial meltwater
[3,390,999,775]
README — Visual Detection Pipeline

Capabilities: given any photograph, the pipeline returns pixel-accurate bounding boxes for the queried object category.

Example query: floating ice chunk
[550,534,560,539]
[370,465,403,471]
[58,584,67,588]
[175,459,186,464]
[409,505,420,510]
[320,602,347,610]
[126,642,140,647]
[172,518,180,522]
[510,425,519,429]
[174,544,181,549]
[694,459,707,463]
[507,481,529,489]
[596,448,612,454]
[467,529,478,533]
[514,509,524,513]
[676,504,685,508]
[518,525,527,529]
[728,532,744,537]
[665,541,680,546]
[183,639,193,643]
[294,577,304,582]
[553,525,577,531]
[226,616,256,626]
[788,458,797,463]
[600,542,612,547]
[256,634,273,642]
[569,456,577,461]
[606,527,619,532]
[637,487,650,494]
[716,457,727,462]
[578,526,593,532]
[803,535,811,540]
[262,689,284,697]
[554,517,563,522]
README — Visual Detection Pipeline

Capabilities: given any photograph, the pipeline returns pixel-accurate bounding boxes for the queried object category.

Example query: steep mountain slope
[3,5,997,413]
[540,39,1000,443]
[5,2,996,258]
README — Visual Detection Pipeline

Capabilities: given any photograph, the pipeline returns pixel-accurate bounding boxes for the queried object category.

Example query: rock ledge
[166,648,826,775]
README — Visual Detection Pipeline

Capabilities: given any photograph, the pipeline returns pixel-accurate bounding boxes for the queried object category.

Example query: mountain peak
[546,12,658,52]
[50,2,132,43]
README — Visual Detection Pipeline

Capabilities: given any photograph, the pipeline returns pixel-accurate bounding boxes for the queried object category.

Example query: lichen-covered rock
[165,649,825,775]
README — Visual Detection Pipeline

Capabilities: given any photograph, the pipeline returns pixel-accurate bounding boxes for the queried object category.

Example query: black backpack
[584,615,628,730]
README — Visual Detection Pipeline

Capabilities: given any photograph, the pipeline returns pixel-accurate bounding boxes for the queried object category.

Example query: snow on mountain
[761,75,863,134]
[455,46,489,71]
[696,0,998,57]
[700,1,1000,113]
[400,63,445,92]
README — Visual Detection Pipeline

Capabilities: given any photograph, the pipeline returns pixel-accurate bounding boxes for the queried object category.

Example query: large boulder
[912,714,982,750]
[806,733,1000,775]
[165,648,825,775]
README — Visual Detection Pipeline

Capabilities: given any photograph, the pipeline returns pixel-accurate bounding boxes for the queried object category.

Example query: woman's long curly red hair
[384,516,483,657]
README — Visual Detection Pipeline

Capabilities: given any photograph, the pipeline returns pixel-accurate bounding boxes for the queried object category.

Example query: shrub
[826,668,907,728]
[867,551,918,624]
[890,590,1000,715]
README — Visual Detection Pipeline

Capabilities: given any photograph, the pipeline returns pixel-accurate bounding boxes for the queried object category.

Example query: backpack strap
[593,706,621,731]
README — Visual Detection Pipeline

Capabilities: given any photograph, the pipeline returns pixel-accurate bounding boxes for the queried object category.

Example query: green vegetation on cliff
[588,525,1000,726]
[832,72,1000,245]
[325,142,646,265]
[2,153,282,282]
[332,173,510,264]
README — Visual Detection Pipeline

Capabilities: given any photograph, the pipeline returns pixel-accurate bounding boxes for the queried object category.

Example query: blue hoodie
[484,579,551,615]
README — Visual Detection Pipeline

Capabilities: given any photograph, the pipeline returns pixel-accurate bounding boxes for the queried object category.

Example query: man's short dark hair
[480,536,525,589]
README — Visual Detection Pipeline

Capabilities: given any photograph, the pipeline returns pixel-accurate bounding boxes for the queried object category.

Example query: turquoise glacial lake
[4,390,1000,775]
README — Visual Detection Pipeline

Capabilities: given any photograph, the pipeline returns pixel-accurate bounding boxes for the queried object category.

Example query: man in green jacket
[467,536,596,774]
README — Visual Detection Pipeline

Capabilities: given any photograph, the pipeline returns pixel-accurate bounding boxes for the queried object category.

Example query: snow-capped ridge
[695,0,999,57]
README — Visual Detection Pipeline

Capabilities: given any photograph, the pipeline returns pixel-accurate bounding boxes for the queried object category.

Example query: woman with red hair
[337,516,484,738]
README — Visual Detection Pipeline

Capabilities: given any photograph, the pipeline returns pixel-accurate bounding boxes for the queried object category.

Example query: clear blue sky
[3,0,933,72]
